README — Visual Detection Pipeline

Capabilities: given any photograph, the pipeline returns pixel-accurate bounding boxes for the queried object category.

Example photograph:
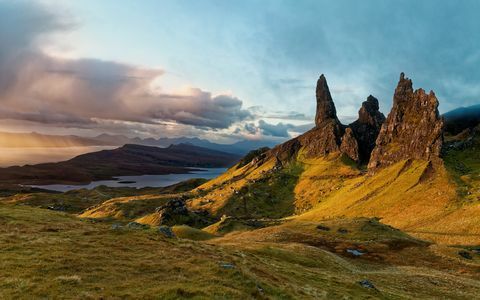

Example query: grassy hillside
[2,127,480,298]
[1,179,206,214]
[184,140,480,245]
[2,204,480,299]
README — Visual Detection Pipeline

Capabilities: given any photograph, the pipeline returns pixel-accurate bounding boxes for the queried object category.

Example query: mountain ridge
[0,143,240,185]
[0,131,279,155]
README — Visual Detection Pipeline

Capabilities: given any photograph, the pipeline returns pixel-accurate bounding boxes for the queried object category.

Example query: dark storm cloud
[0,1,251,131]
[258,120,294,137]
[244,0,480,114]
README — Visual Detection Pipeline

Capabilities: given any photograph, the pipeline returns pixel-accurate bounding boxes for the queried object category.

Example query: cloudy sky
[0,0,479,143]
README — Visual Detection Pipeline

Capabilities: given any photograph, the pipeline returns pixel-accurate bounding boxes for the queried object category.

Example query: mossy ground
[1,204,480,299]
[221,162,303,218]
[443,133,480,203]
[2,135,480,298]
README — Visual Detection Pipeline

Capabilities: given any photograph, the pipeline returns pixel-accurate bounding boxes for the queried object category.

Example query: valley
[1,73,479,298]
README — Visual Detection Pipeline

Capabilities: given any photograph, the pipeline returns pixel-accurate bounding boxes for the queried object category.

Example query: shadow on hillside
[221,163,303,219]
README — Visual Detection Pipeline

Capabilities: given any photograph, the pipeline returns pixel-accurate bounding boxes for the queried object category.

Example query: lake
[30,168,227,192]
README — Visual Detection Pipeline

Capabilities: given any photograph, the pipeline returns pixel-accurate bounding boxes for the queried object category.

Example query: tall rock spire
[315,74,339,127]
[270,74,343,160]
[368,73,444,170]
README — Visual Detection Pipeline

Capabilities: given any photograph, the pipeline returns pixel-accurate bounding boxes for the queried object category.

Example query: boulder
[126,222,149,230]
[158,226,176,238]
[155,198,211,227]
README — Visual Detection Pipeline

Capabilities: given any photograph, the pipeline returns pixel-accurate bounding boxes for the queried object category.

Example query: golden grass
[2,203,480,299]
[293,158,480,245]
[188,158,277,216]
[79,194,176,220]
[171,225,217,241]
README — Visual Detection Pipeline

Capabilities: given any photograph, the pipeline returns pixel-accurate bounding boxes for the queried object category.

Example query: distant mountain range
[443,104,480,135]
[0,143,241,185]
[0,132,280,155]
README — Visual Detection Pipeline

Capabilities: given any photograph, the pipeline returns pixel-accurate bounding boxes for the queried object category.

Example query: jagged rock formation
[315,75,340,126]
[348,95,386,162]
[368,73,444,170]
[271,75,344,160]
[340,128,360,162]
[303,74,345,157]
[271,75,385,162]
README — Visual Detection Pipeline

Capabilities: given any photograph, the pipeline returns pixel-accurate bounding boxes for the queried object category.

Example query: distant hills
[0,143,241,185]
[0,132,279,155]
[443,104,480,135]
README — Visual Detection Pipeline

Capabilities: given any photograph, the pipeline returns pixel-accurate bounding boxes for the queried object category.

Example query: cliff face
[340,127,360,162]
[315,74,340,126]
[271,74,344,160]
[368,73,444,170]
[270,73,442,169]
[348,95,386,163]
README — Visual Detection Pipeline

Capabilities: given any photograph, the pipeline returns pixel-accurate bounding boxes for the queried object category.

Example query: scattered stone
[338,228,349,234]
[346,249,365,257]
[256,284,265,295]
[458,250,473,260]
[358,279,376,289]
[111,223,123,230]
[219,262,235,269]
[47,205,66,211]
[158,226,175,238]
[126,222,149,230]
[154,198,211,227]
[316,225,331,231]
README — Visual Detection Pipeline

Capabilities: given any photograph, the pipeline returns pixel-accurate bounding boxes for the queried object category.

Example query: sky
[0,0,479,143]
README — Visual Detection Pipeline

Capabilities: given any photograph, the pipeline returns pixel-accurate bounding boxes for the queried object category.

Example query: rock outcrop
[340,128,360,162]
[154,198,211,227]
[315,74,339,126]
[368,73,444,170]
[305,75,344,157]
[349,95,386,162]
[271,74,344,160]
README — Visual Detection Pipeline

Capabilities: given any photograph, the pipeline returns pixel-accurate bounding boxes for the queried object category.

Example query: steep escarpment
[348,95,386,162]
[290,75,344,158]
[73,72,476,244]
[368,73,444,170]
[271,75,386,164]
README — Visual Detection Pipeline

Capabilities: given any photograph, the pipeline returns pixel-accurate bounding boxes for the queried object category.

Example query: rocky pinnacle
[315,74,339,127]
[368,73,444,170]
[348,95,386,162]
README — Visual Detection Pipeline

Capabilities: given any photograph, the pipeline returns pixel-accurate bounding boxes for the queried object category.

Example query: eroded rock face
[340,128,360,162]
[271,75,343,160]
[315,74,339,126]
[368,73,444,170]
[349,95,386,162]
